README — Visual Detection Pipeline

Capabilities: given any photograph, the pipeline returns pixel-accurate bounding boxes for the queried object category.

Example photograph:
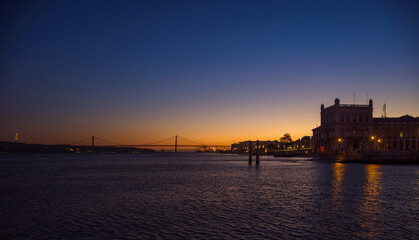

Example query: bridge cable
[94,136,121,146]
[177,136,206,146]
[68,136,93,145]
[140,135,176,146]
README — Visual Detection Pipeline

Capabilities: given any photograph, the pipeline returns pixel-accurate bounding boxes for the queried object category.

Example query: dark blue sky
[1,0,418,144]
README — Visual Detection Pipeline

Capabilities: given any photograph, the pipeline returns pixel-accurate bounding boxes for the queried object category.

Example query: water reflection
[1,154,417,239]
[324,163,347,235]
[331,163,345,205]
[358,164,383,239]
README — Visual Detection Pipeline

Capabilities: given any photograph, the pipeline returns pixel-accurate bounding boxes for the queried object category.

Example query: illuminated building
[231,140,280,152]
[292,136,312,149]
[312,98,419,153]
[231,136,312,152]
[372,115,418,151]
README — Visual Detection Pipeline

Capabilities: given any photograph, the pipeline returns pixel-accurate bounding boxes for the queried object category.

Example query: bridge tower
[92,136,95,152]
[175,135,177,153]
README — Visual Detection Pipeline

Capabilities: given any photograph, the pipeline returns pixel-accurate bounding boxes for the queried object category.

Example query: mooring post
[248,141,252,164]
[256,140,260,165]
[175,135,178,153]
[91,136,95,152]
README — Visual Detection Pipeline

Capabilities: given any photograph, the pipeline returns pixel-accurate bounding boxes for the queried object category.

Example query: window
[341,115,344,122]
[359,113,363,122]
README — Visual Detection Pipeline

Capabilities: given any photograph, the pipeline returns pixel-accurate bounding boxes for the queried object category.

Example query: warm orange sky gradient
[1,1,419,147]
[3,94,418,146]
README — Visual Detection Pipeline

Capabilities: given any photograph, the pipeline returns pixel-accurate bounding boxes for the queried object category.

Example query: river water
[0,153,417,239]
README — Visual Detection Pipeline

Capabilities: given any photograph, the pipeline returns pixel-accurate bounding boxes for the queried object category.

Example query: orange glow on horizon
[2,96,418,146]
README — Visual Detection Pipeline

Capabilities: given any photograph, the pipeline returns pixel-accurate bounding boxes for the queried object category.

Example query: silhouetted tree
[279,133,293,150]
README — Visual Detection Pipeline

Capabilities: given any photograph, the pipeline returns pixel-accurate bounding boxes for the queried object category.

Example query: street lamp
[370,136,376,151]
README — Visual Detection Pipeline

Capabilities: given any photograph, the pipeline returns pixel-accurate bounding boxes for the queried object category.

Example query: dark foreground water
[0,153,418,239]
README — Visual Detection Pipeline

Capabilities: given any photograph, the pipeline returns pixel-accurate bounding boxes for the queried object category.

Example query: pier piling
[256,140,260,165]
[175,135,178,153]
[248,141,252,164]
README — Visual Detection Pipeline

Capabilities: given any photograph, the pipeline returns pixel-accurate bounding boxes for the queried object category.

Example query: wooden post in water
[175,135,178,153]
[248,141,252,164]
[256,140,260,165]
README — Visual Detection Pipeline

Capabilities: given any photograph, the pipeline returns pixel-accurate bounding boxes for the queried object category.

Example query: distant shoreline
[0,141,155,154]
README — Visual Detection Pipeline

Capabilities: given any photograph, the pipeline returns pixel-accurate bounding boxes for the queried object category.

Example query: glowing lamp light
[338,138,342,142]
[371,136,375,140]
[378,139,381,143]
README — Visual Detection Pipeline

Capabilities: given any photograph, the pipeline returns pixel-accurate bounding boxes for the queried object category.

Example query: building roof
[373,115,419,123]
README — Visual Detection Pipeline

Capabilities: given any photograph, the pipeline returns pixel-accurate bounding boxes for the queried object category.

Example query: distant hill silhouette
[0,141,155,154]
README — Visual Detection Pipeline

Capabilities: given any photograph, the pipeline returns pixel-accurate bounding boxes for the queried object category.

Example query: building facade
[231,136,312,153]
[231,140,280,153]
[372,115,418,151]
[312,98,419,153]
[292,136,312,150]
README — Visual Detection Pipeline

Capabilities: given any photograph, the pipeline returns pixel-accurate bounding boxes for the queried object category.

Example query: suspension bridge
[68,135,230,152]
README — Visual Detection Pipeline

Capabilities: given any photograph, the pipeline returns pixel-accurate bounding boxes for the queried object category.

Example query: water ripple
[0,154,418,239]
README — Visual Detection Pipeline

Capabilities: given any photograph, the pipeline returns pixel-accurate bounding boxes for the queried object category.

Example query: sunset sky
[1,0,418,146]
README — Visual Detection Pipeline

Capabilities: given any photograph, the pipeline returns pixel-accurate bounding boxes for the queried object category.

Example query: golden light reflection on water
[326,163,347,235]
[331,163,345,205]
[358,164,383,239]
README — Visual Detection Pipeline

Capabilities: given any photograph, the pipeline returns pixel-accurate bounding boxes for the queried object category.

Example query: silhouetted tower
[91,136,95,151]
[175,135,178,153]
[14,133,19,143]
[256,140,260,165]
[383,103,387,118]
[248,141,252,164]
